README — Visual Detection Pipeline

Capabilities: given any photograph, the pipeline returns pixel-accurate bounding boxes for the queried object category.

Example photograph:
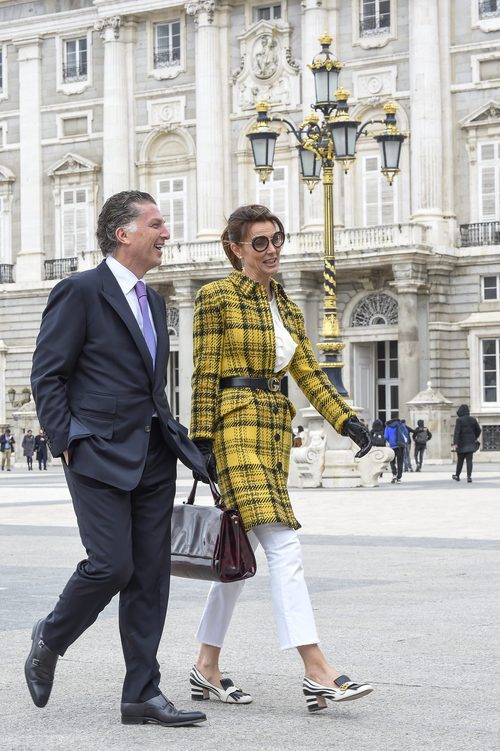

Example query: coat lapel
[98,262,155,381]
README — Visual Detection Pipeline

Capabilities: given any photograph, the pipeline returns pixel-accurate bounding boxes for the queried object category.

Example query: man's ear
[115,226,130,245]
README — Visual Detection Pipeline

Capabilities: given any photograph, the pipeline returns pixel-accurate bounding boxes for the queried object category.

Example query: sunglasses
[239,231,285,252]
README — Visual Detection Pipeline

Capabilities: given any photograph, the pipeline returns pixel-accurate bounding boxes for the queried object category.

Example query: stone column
[186,1,225,239]
[391,262,426,418]
[95,17,131,199]
[14,37,44,282]
[408,0,446,244]
[171,280,199,428]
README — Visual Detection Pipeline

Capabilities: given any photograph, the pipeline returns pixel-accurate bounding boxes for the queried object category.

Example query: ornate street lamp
[247,33,407,396]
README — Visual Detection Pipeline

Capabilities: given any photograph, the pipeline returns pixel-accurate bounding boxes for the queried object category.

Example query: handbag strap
[186,478,223,507]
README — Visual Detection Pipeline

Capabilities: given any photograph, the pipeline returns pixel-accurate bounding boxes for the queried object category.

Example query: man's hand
[342,416,372,459]
[192,439,218,483]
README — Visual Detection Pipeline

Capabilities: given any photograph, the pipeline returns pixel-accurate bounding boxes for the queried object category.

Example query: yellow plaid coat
[190,271,355,530]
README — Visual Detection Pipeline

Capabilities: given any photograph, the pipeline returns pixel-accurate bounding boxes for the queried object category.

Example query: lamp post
[7,387,31,408]
[247,33,407,396]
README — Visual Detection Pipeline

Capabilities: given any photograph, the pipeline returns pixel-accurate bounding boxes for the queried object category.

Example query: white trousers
[196,523,319,651]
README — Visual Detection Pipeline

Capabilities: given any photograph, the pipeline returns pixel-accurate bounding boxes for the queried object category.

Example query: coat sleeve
[287,307,354,434]
[190,285,224,440]
[453,419,461,446]
[31,278,87,457]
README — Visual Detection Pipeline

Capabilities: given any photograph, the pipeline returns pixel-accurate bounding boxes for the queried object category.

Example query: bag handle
[186,478,223,506]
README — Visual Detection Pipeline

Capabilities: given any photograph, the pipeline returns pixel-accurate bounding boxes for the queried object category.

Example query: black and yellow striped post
[317,163,347,395]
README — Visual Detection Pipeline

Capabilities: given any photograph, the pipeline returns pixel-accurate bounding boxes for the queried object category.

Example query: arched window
[351,293,398,326]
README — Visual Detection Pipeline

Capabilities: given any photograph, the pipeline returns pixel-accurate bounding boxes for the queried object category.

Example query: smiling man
[27,191,208,728]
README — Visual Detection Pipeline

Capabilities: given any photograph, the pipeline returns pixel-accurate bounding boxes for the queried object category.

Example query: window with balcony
[479,0,500,19]
[256,166,289,230]
[363,154,396,226]
[157,177,186,242]
[482,275,500,300]
[61,188,89,257]
[360,0,391,36]
[63,38,87,83]
[253,4,282,22]
[479,142,500,220]
[154,21,181,69]
[482,338,500,404]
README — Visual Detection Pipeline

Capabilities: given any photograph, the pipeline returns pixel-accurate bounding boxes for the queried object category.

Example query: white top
[106,256,157,346]
[269,294,297,373]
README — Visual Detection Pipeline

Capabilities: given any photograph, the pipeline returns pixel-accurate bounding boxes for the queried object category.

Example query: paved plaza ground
[0,461,499,751]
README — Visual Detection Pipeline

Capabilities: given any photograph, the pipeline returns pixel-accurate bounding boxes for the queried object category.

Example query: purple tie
[134,281,156,365]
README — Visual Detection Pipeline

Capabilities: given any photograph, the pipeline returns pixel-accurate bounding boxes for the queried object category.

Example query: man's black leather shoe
[24,618,59,707]
[121,692,207,727]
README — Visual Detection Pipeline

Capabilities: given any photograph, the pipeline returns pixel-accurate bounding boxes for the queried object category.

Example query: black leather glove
[342,416,372,459]
[192,439,218,484]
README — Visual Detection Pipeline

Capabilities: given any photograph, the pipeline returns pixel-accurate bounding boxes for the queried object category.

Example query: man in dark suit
[26,191,208,727]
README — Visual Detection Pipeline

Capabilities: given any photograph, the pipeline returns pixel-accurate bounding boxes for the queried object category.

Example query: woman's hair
[221,204,285,271]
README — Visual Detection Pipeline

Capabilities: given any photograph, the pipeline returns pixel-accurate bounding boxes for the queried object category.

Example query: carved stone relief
[231,21,300,114]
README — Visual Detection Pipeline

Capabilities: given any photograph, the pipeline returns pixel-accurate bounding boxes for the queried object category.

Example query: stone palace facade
[0,0,499,458]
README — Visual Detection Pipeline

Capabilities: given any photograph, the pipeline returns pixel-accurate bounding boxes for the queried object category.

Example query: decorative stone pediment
[460,100,500,128]
[231,20,300,114]
[0,165,15,184]
[48,153,100,177]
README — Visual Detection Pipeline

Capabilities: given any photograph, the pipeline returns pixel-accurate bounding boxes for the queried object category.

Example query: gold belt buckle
[268,377,280,392]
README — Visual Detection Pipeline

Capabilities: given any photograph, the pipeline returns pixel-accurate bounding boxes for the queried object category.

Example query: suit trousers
[196,523,319,651]
[42,419,176,703]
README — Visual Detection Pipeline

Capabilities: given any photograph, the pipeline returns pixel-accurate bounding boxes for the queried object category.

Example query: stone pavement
[0,462,499,751]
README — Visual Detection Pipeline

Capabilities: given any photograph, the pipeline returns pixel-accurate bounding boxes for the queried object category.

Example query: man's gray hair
[96,190,156,257]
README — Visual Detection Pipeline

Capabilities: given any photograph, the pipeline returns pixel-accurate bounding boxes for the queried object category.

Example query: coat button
[275,433,280,441]
[145,425,151,432]
[273,406,279,414]
[277,461,283,470]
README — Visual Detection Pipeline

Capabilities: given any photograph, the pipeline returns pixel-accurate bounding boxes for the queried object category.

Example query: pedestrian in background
[0,427,15,471]
[384,416,409,483]
[401,419,414,472]
[452,405,481,483]
[412,420,432,471]
[189,204,373,714]
[34,430,48,470]
[22,429,36,471]
[370,418,386,447]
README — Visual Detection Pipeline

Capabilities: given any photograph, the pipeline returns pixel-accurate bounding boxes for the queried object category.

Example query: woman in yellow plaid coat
[188,205,373,712]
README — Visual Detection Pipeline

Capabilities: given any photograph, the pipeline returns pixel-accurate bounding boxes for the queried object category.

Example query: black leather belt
[220,376,282,393]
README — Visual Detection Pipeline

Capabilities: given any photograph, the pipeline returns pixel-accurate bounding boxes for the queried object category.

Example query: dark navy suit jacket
[31,261,206,490]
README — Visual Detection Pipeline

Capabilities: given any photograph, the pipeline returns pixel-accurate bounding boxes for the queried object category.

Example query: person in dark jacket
[22,429,36,470]
[452,404,481,483]
[384,417,408,483]
[412,420,432,472]
[370,419,386,447]
[34,430,48,470]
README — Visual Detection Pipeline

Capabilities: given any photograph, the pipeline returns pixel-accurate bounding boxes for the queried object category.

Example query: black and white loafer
[190,665,253,704]
[303,674,373,712]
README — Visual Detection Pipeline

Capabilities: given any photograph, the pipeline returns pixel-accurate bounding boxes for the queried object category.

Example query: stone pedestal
[357,446,394,487]
[407,381,453,464]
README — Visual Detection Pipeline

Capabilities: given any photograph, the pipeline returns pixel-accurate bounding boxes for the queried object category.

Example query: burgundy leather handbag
[171,480,257,583]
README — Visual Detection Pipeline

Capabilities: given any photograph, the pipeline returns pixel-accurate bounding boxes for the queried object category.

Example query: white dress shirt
[269,294,297,372]
[106,256,157,346]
